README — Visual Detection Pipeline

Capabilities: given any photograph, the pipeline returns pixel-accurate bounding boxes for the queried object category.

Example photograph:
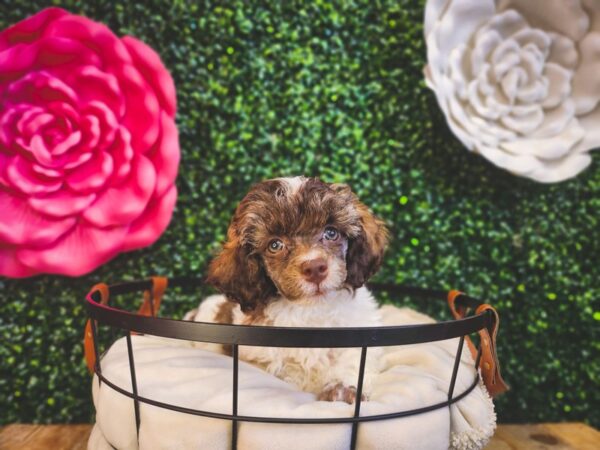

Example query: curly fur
[202,176,389,401]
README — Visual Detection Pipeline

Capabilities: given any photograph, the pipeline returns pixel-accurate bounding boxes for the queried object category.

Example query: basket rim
[86,276,493,348]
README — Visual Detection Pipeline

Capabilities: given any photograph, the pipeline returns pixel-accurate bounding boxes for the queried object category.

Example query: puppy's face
[261,227,346,299]
[207,177,388,312]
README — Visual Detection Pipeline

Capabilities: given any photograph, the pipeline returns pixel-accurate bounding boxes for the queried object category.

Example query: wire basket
[85,276,503,450]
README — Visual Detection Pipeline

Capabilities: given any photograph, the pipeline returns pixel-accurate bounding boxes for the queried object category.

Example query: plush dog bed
[88,305,496,450]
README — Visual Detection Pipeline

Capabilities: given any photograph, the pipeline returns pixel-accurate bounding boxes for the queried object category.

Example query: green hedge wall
[1,0,598,428]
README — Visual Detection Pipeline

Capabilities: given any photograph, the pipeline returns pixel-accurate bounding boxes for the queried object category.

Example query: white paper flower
[424,0,600,182]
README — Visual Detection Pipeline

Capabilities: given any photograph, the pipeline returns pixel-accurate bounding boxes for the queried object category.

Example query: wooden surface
[0,422,598,449]
[487,423,600,450]
[0,424,90,449]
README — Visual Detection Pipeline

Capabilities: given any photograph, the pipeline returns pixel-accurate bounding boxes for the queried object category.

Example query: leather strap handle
[83,277,168,373]
[83,283,110,374]
[448,290,509,397]
[132,276,168,335]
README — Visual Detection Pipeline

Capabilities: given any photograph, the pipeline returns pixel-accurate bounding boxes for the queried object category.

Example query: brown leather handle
[83,277,168,374]
[83,283,110,374]
[448,290,509,397]
[135,276,168,322]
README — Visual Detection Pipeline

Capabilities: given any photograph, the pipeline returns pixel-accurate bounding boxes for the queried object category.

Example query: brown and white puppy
[187,176,388,403]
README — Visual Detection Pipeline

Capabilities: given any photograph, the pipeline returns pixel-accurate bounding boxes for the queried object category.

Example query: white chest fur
[189,287,383,395]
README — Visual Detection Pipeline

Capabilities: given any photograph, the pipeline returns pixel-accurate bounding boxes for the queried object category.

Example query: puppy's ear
[342,191,389,288]
[206,230,277,313]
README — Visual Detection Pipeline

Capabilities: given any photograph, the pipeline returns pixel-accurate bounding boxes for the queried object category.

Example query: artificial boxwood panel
[0,0,598,427]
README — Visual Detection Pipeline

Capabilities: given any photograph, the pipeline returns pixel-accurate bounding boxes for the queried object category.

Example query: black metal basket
[86,277,494,450]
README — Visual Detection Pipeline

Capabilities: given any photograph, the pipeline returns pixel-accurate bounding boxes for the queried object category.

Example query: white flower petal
[497,0,590,42]
[468,80,501,119]
[542,62,573,108]
[469,112,516,142]
[532,99,575,138]
[581,0,600,32]
[501,104,544,134]
[425,28,448,88]
[449,45,471,99]
[432,0,496,72]
[502,119,584,159]
[424,64,434,89]
[573,105,600,154]
[477,64,496,97]
[446,97,479,150]
[513,28,551,56]
[448,95,516,148]
[547,32,578,69]
[478,143,540,175]
[492,39,521,79]
[571,32,600,115]
[520,45,545,79]
[471,29,502,75]
[486,89,514,116]
[476,9,528,41]
[516,77,549,104]
[468,116,500,147]
[424,0,452,37]
[527,154,592,183]
[501,67,526,103]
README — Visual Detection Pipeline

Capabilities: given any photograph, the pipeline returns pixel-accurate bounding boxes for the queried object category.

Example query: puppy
[190,176,388,403]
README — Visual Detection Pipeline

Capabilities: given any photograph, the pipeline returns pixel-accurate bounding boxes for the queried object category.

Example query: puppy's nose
[301,258,328,284]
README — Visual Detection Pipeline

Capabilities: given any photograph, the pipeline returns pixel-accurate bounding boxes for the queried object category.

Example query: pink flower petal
[67,65,125,118]
[122,36,176,117]
[31,163,62,178]
[113,63,160,153]
[108,127,133,185]
[44,14,132,67]
[14,102,88,173]
[28,191,96,218]
[6,155,62,194]
[0,152,12,186]
[6,70,77,106]
[0,104,35,150]
[83,155,156,227]
[0,8,68,51]
[0,245,37,278]
[0,189,76,246]
[17,222,128,277]
[122,184,177,251]
[15,107,46,135]
[0,44,37,86]
[50,130,81,155]
[19,112,54,137]
[0,35,101,88]
[62,151,92,170]
[65,151,113,193]
[78,115,100,149]
[34,36,102,70]
[80,101,118,151]
[25,134,53,165]
[148,111,180,196]
[45,100,79,124]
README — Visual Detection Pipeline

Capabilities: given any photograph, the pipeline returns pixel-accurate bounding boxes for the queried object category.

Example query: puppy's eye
[268,239,284,253]
[323,227,339,241]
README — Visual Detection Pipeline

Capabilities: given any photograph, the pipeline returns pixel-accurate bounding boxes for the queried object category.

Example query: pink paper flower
[0,8,179,278]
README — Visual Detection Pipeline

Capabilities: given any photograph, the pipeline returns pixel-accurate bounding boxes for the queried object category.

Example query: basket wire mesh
[86,277,492,450]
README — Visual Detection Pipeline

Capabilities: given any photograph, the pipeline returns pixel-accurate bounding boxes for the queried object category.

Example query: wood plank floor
[0,424,90,450]
[486,423,600,450]
[0,422,598,449]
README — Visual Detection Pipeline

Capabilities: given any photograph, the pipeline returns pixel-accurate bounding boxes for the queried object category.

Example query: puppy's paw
[182,307,198,321]
[317,383,365,404]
